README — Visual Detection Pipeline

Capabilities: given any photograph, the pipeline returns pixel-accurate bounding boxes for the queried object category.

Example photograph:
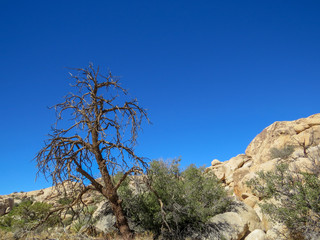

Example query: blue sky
[1,0,320,195]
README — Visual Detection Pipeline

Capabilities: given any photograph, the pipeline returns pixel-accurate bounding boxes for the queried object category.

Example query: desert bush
[247,163,320,240]
[0,199,60,233]
[58,196,73,205]
[118,159,233,239]
[72,218,87,233]
[70,205,97,234]
[270,145,295,159]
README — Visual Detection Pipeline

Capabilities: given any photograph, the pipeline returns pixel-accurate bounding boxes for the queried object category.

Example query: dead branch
[35,63,149,239]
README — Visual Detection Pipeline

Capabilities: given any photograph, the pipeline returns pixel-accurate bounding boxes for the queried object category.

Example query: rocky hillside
[205,113,320,239]
[1,113,320,240]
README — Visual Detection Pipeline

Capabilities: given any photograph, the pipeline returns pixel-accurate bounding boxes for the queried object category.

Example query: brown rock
[0,198,14,216]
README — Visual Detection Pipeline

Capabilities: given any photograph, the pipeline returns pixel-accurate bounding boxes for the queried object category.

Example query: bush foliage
[247,162,320,240]
[0,198,99,239]
[0,199,59,234]
[118,159,233,239]
[270,145,295,159]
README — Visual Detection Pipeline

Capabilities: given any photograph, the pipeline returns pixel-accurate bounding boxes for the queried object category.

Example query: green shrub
[69,204,97,234]
[0,199,59,232]
[118,159,233,239]
[247,163,320,240]
[85,205,97,215]
[71,219,87,233]
[270,145,295,159]
[0,215,14,231]
[58,196,73,205]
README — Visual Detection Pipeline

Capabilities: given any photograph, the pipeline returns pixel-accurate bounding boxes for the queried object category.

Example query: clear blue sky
[1,0,320,195]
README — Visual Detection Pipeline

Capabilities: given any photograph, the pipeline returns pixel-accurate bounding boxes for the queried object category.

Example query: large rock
[227,154,250,171]
[206,212,249,240]
[199,201,264,240]
[231,201,262,232]
[0,197,14,216]
[92,201,116,233]
[209,155,251,183]
[244,229,266,240]
[245,113,320,166]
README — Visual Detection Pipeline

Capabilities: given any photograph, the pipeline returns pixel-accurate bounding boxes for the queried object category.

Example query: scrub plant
[118,159,233,239]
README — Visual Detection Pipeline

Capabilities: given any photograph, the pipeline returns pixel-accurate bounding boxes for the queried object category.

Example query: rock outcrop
[205,113,320,239]
[206,113,320,202]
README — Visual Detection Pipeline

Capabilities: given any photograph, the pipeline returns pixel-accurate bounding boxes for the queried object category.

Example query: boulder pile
[205,113,320,239]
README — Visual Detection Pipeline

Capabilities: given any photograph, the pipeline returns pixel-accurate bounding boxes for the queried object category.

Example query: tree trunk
[99,165,133,239]
[109,195,133,240]
[92,130,133,239]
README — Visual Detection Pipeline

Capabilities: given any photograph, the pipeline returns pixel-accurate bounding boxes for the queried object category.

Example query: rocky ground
[1,113,320,240]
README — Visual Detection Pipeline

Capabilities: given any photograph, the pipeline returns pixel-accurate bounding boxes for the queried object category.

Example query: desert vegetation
[247,145,320,240]
[0,159,233,239]
[119,159,233,239]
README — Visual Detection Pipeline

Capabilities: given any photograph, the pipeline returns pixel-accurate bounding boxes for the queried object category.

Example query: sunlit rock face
[245,113,320,166]
[206,113,320,239]
[207,113,320,202]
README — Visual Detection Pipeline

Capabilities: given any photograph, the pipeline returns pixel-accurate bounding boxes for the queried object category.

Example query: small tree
[35,64,149,239]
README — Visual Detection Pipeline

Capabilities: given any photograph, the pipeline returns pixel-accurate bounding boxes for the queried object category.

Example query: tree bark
[108,191,133,240]
[99,173,133,240]
[93,132,133,239]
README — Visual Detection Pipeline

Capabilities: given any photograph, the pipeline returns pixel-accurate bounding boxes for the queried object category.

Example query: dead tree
[35,64,149,240]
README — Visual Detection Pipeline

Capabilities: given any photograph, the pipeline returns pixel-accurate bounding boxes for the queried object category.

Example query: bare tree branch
[35,64,149,239]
